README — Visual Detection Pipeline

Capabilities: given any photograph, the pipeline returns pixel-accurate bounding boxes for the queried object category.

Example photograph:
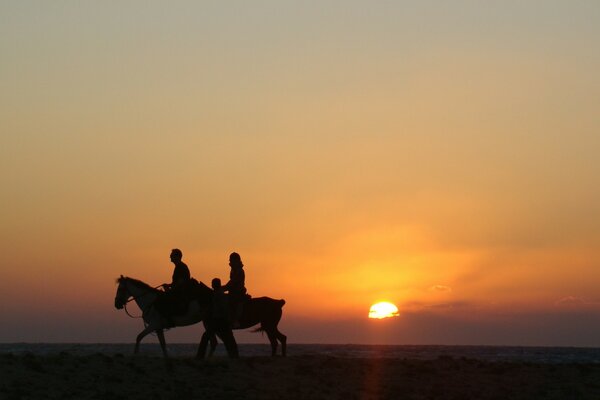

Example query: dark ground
[1,352,600,399]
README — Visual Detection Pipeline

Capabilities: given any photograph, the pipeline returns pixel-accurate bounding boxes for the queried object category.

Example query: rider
[222,252,248,328]
[156,248,192,325]
[163,248,191,291]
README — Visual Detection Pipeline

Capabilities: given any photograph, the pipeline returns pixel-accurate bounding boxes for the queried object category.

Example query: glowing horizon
[1,2,600,345]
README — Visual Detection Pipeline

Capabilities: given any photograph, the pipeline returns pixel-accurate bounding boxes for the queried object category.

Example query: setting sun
[368,302,399,319]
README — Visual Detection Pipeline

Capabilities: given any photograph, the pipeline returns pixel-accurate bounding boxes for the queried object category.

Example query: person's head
[212,278,221,289]
[229,252,243,268]
[170,248,183,263]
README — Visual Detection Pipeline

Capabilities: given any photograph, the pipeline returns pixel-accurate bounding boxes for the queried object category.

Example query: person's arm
[221,274,236,292]
[222,268,244,292]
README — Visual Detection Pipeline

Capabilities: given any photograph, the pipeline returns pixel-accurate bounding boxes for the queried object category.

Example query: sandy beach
[1,352,599,400]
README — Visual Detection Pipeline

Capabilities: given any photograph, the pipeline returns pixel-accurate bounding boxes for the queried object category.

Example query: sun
[368,302,399,319]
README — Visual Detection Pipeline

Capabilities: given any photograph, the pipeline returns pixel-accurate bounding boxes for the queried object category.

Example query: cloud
[400,300,475,313]
[425,301,470,309]
[429,285,452,293]
[555,296,600,307]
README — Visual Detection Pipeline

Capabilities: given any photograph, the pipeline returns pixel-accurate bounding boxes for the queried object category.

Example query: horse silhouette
[115,276,287,358]
[114,276,238,358]
[197,296,287,358]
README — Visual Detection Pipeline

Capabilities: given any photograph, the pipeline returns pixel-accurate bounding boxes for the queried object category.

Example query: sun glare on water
[368,302,399,319]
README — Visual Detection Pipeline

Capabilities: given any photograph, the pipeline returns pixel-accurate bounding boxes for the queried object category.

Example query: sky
[1,1,600,346]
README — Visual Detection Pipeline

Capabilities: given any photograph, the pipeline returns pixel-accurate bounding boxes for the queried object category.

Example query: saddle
[156,278,200,318]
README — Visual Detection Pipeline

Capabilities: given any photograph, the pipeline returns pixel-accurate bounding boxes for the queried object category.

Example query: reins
[124,302,143,319]
[120,280,163,319]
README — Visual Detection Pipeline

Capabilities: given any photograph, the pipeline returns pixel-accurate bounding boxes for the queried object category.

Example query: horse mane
[196,280,212,292]
[116,276,159,292]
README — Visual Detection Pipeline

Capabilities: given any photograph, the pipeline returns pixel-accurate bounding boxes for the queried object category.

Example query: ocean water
[1,343,599,364]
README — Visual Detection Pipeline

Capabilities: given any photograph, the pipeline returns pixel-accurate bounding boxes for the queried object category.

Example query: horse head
[114,275,129,309]
[115,275,161,310]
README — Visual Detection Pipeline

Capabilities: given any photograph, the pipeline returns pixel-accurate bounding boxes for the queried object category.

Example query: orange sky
[1,2,600,345]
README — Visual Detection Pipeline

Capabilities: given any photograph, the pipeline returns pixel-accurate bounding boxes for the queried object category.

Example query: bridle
[117,279,161,319]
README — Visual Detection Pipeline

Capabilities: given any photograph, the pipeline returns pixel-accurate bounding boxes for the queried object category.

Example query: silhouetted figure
[211,278,229,322]
[200,277,238,356]
[155,248,192,325]
[196,266,287,357]
[164,248,191,291]
[115,275,239,358]
[222,252,248,328]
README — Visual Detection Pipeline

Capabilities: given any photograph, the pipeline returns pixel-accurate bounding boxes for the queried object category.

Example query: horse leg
[134,325,155,354]
[209,333,218,357]
[215,320,238,358]
[220,331,239,359]
[156,329,168,358]
[277,329,287,357]
[266,329,278,356]
[196,330,211,359]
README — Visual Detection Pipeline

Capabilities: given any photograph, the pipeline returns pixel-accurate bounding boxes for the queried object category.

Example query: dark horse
[115,276,286,358]
[114,276,238,358]
[198,296,287,358]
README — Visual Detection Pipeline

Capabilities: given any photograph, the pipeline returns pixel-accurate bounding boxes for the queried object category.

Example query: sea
[1,343,599,364]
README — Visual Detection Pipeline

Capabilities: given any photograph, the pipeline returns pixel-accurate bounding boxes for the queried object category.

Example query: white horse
[114,275,214,357]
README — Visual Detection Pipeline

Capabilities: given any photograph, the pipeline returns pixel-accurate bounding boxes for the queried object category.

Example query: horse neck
[196,281,213,303]
[126,280,158,311]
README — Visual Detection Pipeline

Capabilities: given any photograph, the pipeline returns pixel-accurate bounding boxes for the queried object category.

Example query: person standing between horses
[211,278,230,325]
[222,252,247,328]
[156,248,192,324]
